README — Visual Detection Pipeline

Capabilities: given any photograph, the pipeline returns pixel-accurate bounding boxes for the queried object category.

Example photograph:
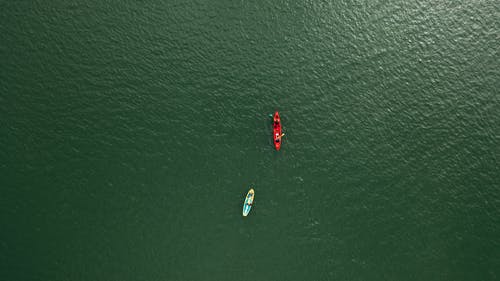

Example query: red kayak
[273,111,283,150]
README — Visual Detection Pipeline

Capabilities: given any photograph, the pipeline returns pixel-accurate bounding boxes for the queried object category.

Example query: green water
[1,0,499,280]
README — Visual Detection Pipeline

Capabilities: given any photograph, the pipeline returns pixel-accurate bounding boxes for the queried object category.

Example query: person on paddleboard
[247,194,253,205]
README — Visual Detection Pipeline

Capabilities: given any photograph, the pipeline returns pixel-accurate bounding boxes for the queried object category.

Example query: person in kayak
[275,133,281,143]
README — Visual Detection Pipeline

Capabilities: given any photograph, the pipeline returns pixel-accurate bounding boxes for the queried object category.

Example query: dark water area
[1,0,499,280]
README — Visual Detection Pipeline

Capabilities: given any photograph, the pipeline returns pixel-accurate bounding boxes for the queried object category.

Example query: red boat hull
[273,111,282,150]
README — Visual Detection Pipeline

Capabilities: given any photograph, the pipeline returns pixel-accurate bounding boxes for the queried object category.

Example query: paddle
[275,133,285,142]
